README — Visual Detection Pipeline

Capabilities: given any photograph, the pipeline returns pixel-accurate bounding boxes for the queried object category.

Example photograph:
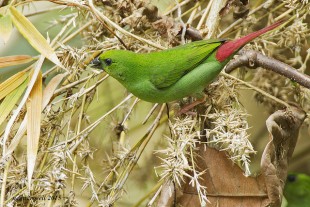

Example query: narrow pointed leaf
[0,70,28,101]
[2,56,44,156]
[9,6,62,67]
[0,9,13,44]
[26,70,42,188]
[0,55,34,68]
[42,73,65,107]
[0,78,28,126]
[4,73,64,158]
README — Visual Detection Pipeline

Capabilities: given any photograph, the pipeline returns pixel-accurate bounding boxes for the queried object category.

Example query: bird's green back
[145,39,224,89]
[98,39,228,103]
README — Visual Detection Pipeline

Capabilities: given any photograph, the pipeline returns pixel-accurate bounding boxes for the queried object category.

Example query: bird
[91,21,283,105]
[284,173,310,207]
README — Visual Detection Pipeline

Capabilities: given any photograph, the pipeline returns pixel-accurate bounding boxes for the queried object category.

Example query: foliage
[0,0,309,206]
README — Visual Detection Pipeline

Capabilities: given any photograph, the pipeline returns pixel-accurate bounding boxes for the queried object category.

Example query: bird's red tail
[216,20,284,62]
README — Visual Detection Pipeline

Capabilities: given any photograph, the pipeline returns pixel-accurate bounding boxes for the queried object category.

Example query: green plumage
[284,173,310,207]
[92,21,282,103]
[97,39,227,103]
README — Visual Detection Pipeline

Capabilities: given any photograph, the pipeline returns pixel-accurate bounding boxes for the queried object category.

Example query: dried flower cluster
[0,0,309,206]
[155,117,208,205]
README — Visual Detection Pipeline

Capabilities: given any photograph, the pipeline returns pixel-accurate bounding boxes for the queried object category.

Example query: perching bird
[284,173,310,207]
[91,21,283,104]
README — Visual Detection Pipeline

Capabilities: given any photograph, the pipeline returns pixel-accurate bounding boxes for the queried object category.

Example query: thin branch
[225,49,310,89]
[221,72,290,108]
[87,0,164,50]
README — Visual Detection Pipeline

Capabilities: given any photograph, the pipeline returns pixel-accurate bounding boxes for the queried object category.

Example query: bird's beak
[90,57,103,69]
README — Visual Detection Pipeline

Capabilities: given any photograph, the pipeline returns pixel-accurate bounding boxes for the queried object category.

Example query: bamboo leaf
[0,78,28,126]
[9,6,62,67]
[0,70,28,101]
[5,73,65,157]
[0,55,34,68]
[2,56,44,157]
[42,73,65,107]
[26,70,42,187]
[0,7,13,44]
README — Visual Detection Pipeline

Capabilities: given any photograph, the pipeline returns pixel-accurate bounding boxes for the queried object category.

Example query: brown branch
[225,49,310,89]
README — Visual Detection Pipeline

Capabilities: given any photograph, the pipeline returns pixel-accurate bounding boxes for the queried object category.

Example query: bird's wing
[149,39,224,89]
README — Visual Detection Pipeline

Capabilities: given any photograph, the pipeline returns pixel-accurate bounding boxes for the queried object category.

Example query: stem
[220,72,291,108]
[225,50,310,89]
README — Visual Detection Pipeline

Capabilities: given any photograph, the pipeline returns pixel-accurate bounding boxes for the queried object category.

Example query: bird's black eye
[287,174,297,182]
[104,58,112,66]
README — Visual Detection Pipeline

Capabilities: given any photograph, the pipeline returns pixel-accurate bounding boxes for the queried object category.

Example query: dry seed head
[155,117,208,204]
[205,108,255,176]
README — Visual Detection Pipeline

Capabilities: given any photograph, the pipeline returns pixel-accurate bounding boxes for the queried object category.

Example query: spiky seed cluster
[205,108,255,176]
[282,0,309,10]
[155,117,208,205]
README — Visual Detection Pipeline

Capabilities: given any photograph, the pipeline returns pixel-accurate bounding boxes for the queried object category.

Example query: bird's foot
[178,96,206,115]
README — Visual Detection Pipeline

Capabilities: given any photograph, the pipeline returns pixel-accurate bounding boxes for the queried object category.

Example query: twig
[142,103,159,125]
[217,2,267,38]
[25,5,67,17]
[225,49,310,89]
[221,72,291,108]
[163,0,192,16]
[121,97,140,125]
[87,0,164,50]
[196,0,213,30]
[108,104,166,199]
[51,94,134,148]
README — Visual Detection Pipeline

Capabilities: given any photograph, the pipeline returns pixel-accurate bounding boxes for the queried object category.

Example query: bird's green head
[284,173,310,203]
[91,50,134,83]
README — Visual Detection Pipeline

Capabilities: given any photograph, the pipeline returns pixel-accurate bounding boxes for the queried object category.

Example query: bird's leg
[178,95,206,115]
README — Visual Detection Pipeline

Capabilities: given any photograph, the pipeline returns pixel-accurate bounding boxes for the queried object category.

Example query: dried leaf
[0,55,34,68]
[42,73,65,107]
[5,73,65,157]
[205,0,229,38]
[158,180,175,207]
[179,146,268,207]
[9,6,62,67]
[26,70,42,187]
[177,106,306,207]
[0,6,13,44]
[0,70,28,101]
[2,56,44,155]
[0,77,28,126]
[261,106,306,206]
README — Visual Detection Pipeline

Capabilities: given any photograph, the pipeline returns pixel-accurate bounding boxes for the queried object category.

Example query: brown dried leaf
[152,16,180,45]
[178,147,268,207]
[157,180,175,207]
[177,106,305,207]
[261,106,306,206]
[233,0,249,19]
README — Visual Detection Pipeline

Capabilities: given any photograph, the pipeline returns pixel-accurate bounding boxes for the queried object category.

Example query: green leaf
[0,78,28,126]
[0,70,28,101]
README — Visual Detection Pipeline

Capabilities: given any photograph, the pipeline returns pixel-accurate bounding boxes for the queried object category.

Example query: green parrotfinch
[284,173,310,207]
[92,21,283,103]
